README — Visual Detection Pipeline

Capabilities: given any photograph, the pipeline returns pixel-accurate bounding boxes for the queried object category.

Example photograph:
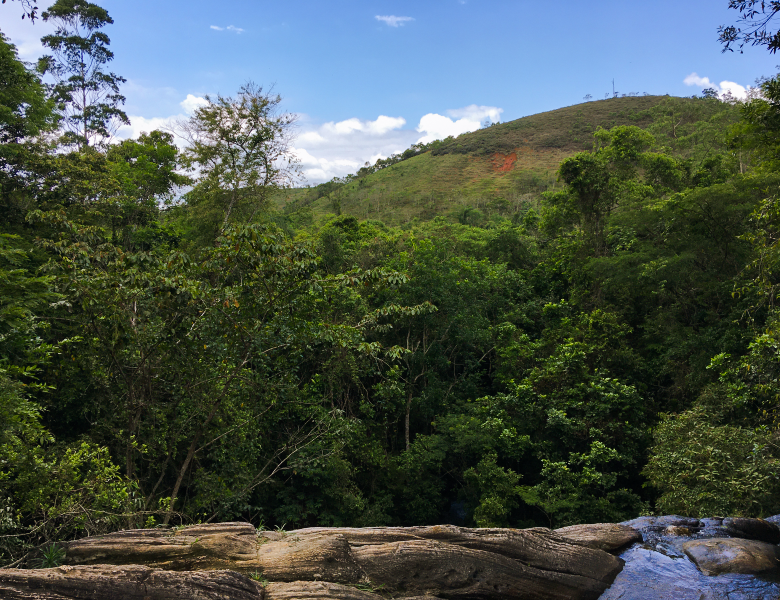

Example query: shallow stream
[599,516,780,600]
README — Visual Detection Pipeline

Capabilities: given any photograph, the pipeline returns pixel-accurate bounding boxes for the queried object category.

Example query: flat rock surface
[292,525,623,582]
[0,564,264,600]
[554,524,642,553]
[683,538,780,576]
[265,581,384,600]
[256,531,364,583]
[14,519,780,600]
[49,524,624,600]
[352,539,610,600]
[65,522,259,571]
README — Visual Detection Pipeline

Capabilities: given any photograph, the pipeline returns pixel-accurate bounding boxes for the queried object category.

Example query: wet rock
[764,514,780,526]
[603,515,780,598]
[0,564,264,600]
[620,515,705,553]
[599,544,780,600]
[683,538,780,576]
[722,517,780,544]
[599,545,718,600]
[621,515,702,532]
[13,518,780,600]
[663,526,692,536]
[554,523,642,553]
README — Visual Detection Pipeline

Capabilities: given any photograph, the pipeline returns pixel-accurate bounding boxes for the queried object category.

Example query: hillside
[277,95,740,226]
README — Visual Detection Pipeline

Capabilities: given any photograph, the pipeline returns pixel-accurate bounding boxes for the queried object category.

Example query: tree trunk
[405,387,412,451]
[163,399,222,525]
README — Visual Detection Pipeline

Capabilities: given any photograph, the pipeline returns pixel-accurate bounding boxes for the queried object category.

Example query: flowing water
[599,517,780,600]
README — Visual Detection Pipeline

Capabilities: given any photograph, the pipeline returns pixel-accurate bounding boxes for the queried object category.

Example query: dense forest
[2,0,780,570]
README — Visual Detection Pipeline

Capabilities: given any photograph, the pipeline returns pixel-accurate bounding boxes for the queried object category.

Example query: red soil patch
[492,152,518,173]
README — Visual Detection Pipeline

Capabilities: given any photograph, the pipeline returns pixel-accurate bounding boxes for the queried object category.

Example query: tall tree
[179,82,299,242]
[38,0,128,148]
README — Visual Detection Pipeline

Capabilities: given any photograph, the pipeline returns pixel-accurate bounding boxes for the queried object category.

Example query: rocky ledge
[0,517,778,599]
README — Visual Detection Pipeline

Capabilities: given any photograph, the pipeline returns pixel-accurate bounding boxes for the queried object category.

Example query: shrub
[644,408,780,517]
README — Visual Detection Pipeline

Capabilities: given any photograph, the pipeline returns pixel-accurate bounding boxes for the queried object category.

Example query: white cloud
[291,146,365,184]
[683,72,748,100]
[719,80,748,99]
[210,25,244,33]
[446,104,503,123]
[318,115,407,137]
[116,94,211,146]
[683,73,715,88]
[375,15,414,27]
[297,130,327,145]
[416,105,503,144]
[293,105,504,184]
[116,102,503,185]
[292,114,415,183]
[117,115,180,141]
[0,2,57,61]
[181,94,208,115]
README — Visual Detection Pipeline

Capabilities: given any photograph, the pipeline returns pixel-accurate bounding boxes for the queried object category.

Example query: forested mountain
[2,0,780,570]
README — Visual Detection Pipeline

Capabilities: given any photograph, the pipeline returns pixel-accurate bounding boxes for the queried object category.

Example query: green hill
[277,95,739,226]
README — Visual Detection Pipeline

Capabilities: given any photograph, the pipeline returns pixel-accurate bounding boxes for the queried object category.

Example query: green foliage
[644,408,780,517]
[708,316,780,428]
[9,441,133,532]
[38,543,65,568]
[0,236,61,557]
[1,440,134,565]
[0,33,58,231]
[520,441,644,527]
[464,452,522,527]
[3,9,780,548]
[107,130,189,204]
[729,75,780,170]
[0,32,55,145]
[544,125,683,253]
[249,570,269,586]
[641,94,740,164]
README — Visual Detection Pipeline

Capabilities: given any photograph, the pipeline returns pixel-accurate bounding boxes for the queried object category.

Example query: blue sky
[2,0,777,182]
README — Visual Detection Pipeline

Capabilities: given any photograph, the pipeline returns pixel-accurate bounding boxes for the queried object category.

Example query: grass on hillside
[275,95,739,227]
[432,95,671,156]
